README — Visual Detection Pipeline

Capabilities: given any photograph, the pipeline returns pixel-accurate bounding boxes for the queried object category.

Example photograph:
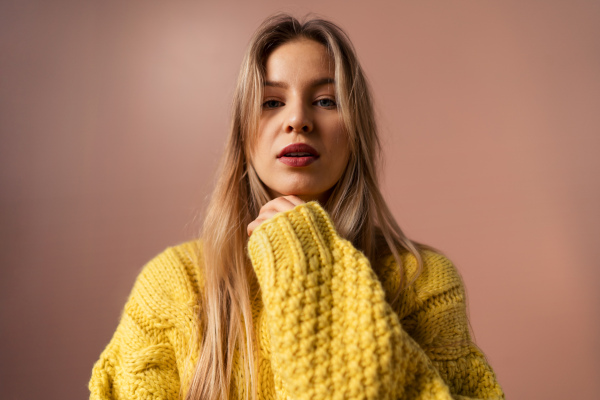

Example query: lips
[277,143,319,167]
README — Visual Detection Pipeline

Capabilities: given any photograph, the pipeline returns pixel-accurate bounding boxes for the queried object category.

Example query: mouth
[277,143,319,167]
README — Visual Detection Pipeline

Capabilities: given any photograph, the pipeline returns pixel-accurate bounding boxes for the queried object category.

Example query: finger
[247,221,256,236]
[247,212,278,236]
[270,196,302,212]
[260,197,295,214]
[257,210,279,220]
[247,218,264,236]
[283,195,305,207]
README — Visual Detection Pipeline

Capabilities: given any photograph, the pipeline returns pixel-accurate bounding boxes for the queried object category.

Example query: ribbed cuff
[247,202,337,288]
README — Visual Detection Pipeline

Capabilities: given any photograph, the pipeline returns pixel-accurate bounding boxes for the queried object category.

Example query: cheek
[255,119,279,155]
[337,129,351,171]
[253,133,272,161]
[333,148,351,178]
[329,124,350,163]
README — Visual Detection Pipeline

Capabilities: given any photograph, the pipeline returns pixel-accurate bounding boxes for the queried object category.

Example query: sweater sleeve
[398,252,504,399]
[89,243,202,400]
[247,202,503,400]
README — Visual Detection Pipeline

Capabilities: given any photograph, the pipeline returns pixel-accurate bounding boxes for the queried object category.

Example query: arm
[89,243,201,400]
[399,251,504,399]
[248,202,503,400]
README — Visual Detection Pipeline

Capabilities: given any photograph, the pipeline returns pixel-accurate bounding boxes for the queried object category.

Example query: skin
[247,195,305,236]
[247,38,350,236]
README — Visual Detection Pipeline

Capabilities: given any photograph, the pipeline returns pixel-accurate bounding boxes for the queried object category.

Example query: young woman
[90,14,504,400]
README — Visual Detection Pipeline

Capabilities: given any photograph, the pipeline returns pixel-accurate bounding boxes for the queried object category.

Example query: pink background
[1,1,599,399]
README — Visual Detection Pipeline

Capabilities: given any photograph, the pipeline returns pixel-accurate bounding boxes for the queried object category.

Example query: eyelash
[262,98,337,109]
[263,100,284,109]
[315,98,337,108]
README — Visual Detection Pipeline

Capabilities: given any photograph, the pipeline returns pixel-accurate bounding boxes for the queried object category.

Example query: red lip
[277,143,320,167]
[277,143,320,158]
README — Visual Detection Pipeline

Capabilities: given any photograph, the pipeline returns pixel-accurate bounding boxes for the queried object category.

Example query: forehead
[264,39,334,84]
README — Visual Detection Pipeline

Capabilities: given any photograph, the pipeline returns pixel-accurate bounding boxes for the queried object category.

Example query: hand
[247,196,305,236]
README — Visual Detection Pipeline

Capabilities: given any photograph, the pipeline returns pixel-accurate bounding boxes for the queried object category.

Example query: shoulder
[90,241,204,398]
[128,240,204,324]
[410,249,464,301]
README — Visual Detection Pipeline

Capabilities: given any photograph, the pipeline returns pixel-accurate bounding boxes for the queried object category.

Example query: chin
[264,175,337,202]
[280,186,335,204]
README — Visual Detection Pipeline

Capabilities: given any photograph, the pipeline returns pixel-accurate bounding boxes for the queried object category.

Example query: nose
[285,101,313,133]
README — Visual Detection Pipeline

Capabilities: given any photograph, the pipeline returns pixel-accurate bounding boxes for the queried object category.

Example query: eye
[263,100,284,109]
[315,98,337,108]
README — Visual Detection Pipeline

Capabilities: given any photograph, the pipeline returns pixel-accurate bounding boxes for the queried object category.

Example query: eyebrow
[264,77,334,89]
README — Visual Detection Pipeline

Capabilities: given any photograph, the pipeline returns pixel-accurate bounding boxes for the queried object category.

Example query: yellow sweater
[89,202,504,399]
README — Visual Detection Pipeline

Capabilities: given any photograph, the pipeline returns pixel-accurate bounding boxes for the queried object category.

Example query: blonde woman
[90,14,504,400]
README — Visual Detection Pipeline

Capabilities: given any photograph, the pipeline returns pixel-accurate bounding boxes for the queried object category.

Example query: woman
[89,14,504,400]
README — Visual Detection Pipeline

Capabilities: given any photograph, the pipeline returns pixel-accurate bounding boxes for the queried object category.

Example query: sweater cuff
[247,201,336,286]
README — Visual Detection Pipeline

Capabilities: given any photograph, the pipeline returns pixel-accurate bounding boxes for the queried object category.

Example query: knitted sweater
[89,202,504,400]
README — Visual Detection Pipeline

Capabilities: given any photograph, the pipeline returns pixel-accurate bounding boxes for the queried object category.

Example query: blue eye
[263,100,283,109]
[315,98,336,108]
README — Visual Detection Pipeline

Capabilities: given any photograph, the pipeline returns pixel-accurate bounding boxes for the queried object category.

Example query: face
[251,38,350,203]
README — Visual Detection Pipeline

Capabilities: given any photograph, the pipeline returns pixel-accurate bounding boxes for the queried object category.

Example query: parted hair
[185,13,423,400]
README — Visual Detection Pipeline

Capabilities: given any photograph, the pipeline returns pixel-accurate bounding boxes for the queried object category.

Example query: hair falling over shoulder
[184,13,424,400]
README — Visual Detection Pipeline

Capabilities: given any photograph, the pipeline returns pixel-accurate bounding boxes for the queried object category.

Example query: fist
[247,196,305,236]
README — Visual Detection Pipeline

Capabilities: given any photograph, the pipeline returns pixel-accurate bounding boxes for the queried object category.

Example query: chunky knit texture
[90,202,504,400]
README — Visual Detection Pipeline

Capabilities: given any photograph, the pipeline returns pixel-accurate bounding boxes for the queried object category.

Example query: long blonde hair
[185,13,423,400]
